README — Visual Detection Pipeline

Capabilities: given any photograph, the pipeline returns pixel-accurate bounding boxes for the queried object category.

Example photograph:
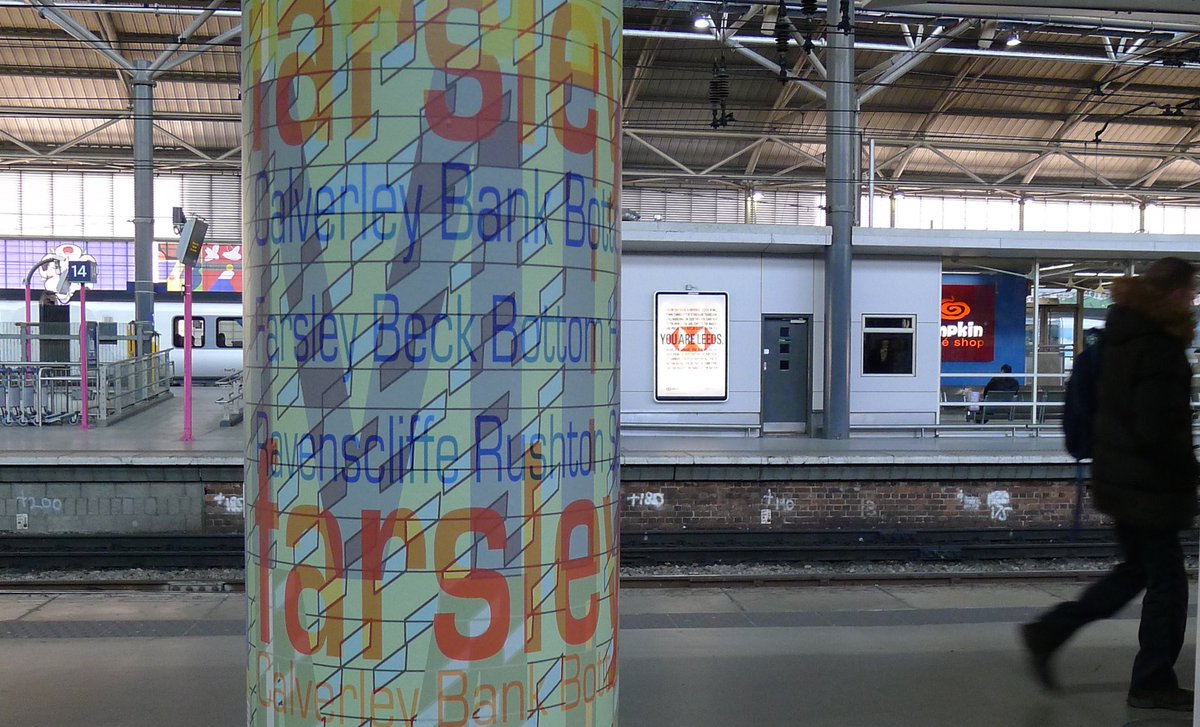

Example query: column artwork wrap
[242,1,621,724]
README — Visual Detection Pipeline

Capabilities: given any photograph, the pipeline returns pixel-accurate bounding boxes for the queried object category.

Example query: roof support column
[243,1,621,724]
[823,0,856,439]
[132,61,154,355]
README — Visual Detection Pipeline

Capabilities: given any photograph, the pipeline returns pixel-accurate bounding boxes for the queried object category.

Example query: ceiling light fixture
[751,190,765,202]
[1039,263,1074,274]
[1005,32,1021,48]
[694,16,712,31]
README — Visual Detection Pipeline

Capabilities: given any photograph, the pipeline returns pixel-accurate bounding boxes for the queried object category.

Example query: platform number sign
[66,260,95,284]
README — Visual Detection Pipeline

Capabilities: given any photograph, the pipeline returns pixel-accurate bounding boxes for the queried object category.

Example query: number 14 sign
[66,260,95,284]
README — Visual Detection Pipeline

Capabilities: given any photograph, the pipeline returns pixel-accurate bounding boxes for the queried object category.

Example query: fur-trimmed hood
[1107,275,1196,344]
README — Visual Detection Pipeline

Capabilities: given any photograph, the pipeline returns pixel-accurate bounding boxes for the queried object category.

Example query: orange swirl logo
[941,298,971,321]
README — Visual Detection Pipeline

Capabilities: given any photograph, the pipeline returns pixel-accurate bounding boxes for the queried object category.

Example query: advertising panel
[243,1,621,726]
[654,292,728,401]
[941,284,995,362]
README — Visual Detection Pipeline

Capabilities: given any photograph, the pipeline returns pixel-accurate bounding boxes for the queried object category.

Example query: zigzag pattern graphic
[244,0,621,724]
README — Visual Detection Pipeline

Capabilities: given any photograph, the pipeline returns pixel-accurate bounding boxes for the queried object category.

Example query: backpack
[1063,331,1104,460]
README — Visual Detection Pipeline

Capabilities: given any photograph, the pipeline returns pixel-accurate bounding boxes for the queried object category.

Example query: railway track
[0,534,243,570]
[0,528,1194,576]
[619,528,1200,565]
[0,569,1152,593]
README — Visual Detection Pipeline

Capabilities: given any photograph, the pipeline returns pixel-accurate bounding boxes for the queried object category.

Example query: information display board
[654,291,728,401]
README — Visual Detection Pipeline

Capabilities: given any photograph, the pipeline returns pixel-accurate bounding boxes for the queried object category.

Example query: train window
[216,317,244,349]
[172,316,206,348]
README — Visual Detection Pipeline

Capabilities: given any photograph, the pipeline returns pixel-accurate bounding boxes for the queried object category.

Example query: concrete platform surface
[0,384,1078,466]
[0,582,1193,726]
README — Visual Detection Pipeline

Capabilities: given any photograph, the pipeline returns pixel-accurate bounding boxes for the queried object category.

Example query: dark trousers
[1028,524,1188,691]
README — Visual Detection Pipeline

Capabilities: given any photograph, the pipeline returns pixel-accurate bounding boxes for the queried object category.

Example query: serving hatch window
[862,315,915,376]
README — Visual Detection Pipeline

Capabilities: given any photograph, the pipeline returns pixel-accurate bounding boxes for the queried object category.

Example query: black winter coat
[1090,279,1199,530]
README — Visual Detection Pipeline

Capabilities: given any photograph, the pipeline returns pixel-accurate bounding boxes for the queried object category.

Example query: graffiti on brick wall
[760,489,797,525]
[957,489,1014,521]
[626,492,664,509]
[956,489,981,512]
[986,490,1013,521]
[213,493,245,514]
[761,489,795,512]
[16,496,63,514]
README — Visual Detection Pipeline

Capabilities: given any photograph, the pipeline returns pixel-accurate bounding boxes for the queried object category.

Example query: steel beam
[858,20,974,105]
[45,115,123,155]
[714,29,826,101]
[151,25,240,78]
[28,0,134,73]
[148,0,227,74]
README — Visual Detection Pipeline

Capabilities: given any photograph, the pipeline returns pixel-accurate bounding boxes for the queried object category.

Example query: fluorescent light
[1039,263,1074,273]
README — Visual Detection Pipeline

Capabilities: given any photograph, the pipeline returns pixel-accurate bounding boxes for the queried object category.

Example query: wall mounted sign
[654,291,728,401]
[941,284,995,362]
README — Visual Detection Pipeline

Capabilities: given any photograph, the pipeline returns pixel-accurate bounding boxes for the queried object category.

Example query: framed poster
[654,291,728,401]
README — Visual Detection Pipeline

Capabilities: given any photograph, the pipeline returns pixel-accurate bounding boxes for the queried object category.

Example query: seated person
[982,363,1020,399]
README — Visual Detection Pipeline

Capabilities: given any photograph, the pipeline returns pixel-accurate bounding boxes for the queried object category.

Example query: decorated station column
[242,2,620,725]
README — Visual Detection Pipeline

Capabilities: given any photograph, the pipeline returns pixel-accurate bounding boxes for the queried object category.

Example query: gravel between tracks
[622,556,1200,578]
[2,557,1198,584]
[0,567,245,583]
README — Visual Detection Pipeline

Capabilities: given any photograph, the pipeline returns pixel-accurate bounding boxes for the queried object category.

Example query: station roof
[1,1,1200,203]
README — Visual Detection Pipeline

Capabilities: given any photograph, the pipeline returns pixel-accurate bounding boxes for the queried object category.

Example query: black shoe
[1019,623,1058,691]
[1127,687,1194,711]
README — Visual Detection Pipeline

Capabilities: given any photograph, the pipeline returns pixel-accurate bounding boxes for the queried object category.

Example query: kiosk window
[862,315,915,375]
[216,317,243,349]
[173,317,205,348]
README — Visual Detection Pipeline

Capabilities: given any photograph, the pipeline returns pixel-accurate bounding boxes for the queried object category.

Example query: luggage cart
[37,366,80,426]
[0,365,44,426]
[0,367,16,425]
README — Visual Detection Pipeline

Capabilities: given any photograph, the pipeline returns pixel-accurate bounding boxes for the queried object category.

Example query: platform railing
[0,351,172,426]
[93,350,173,423]
[938,370,1070,427]
[214,370,243,427]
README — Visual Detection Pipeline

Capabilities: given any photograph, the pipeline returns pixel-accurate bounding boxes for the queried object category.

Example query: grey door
[762,316,810,431]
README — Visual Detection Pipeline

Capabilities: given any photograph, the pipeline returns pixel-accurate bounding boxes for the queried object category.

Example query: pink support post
[79,285,89,430]
[182,265,193,442]
[23,283,31,363]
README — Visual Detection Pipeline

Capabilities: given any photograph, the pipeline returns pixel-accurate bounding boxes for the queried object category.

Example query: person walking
[1021,256,1199,711]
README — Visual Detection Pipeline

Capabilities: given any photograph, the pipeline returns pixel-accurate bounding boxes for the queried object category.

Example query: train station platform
[0,581,1191,726]
[0,385,1075,466]
[0,387,1092,537]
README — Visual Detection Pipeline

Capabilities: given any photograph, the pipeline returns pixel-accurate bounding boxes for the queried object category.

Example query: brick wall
[203,480,245,533]
[619,461,1096,532]
[0,462,1099,536]
[618,479,1100,531]
[0,465,242,534]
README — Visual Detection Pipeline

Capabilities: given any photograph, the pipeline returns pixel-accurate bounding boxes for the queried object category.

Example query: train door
[761,315,810,433]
